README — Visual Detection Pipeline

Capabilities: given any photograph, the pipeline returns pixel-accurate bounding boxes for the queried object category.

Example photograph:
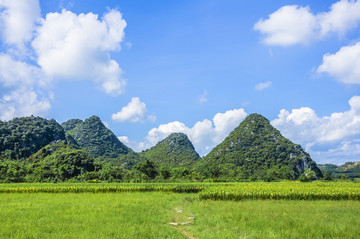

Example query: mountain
[140,133,200,168]
[200,113,322,180]
[0,116,65,159]
[63,116,130,158]
[61,116,143,168]
[27,141,96,182]
[318,162,360,178]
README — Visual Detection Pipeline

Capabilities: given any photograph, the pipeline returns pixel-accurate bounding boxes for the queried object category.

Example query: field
[1,182,360,238]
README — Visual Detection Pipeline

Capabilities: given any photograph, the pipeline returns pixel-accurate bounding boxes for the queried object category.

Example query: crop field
[1,182,360,238]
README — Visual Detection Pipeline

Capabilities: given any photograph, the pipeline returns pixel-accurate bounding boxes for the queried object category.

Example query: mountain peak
[140,132,200,168]
[64,115,130,158]
[202,114,322,179]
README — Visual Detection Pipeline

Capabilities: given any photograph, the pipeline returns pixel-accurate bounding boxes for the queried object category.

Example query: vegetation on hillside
[65,116,130,158]
[140,132,200,168]
[318,162,360,179]
[0,116,65,160]
[198,113,322,181]
[0,114,337,183]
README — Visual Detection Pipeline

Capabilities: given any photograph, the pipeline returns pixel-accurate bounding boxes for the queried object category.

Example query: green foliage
[133,160,158,179]
[318,162,360,178]
[0,116,65,159]
[199,113,322,180]
[323,171,334,181]
[26,141,96,182]
[140,133,200,168]
[64,116,130,158]
[299,168,316,182]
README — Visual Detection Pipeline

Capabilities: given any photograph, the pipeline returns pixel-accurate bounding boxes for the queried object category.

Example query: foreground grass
[185,200,360,239]
[1,191,360,238]
[0,192,189,239]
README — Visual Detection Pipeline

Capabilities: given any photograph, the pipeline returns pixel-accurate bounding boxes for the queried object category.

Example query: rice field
[1,182,359,201]
[1,182,360,238]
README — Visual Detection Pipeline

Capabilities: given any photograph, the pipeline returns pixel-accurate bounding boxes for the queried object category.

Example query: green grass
[1,182,360,238]
[0,192,189,239]
[184,200,360,239]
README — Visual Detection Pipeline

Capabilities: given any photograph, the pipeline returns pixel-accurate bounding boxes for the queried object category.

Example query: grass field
[1,182,360,238]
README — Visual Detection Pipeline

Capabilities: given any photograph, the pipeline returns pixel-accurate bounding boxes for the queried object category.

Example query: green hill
[27,141,96,182]
[0,116,65,160]
[62,116,143,168]
[140,133,200,168]
[318,162,360,178]
[199,113,322,180]
[63,116,130,158]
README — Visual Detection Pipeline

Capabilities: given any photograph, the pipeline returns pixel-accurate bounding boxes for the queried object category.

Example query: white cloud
[141,108,248,155]
[0,53,47,87]
[0,0,40,50]
[255,1,360,46]
[317,42,360,84]
[198,90,208,103]
[0,89,51,121]
[254,81,272,91]
[32,9,127,96]
[271,96,360,164]
[318,0,360,37]
[112,97,156,123]
[117,136,130,144]
[254,5,317,46]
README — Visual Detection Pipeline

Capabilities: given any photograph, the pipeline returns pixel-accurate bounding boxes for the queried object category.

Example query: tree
[299,168,316,182]
[133,160,158,179]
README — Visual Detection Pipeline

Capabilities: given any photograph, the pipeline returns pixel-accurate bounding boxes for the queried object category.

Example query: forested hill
[63,116,131,159]
[140,133,200,168]
[0,116,65,159]
[199,113,322,180]
[318,162,360,178]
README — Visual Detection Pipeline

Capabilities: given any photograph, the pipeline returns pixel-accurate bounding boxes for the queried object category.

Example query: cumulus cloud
[254,81,272,91]
[0,2,129,121]
[0,89,51,121]
[139,108,248,155]
[32,9,127,96]
[255,0,360,46]
[0,0,40,50]
[271,96,360,164]
[317,42,360,84]
[112,97,156,123]
[254,5,317,46]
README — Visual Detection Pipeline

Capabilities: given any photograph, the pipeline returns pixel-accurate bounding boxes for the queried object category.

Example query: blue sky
[1,0,360,165]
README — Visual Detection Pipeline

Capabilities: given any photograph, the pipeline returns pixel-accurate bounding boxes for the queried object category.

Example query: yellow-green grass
[185,200,360,239]
[198,182,360,200]
[1,191,360,238]
[1,182,359,201]
[0,192,189,239]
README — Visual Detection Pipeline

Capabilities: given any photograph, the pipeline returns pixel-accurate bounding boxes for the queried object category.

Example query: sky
[1,0,360,165]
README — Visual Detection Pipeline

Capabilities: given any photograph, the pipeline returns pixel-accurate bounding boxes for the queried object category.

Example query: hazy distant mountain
[318,162,360,178]
[140,133,200,168]
[199,113,322,180]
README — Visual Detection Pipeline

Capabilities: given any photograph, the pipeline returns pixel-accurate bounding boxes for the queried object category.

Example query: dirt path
[169,207,197,239]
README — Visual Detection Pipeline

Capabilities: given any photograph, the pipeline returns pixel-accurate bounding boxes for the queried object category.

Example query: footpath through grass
[1,182,360,238]
[0,192,189,239]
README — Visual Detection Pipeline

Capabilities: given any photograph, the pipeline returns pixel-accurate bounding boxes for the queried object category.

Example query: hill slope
[0,116,65,159]
[27,141,95,182]
[200,113,322,180]
[318,162,360,178]
[140,133,200,168]
[63,116,130,158]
